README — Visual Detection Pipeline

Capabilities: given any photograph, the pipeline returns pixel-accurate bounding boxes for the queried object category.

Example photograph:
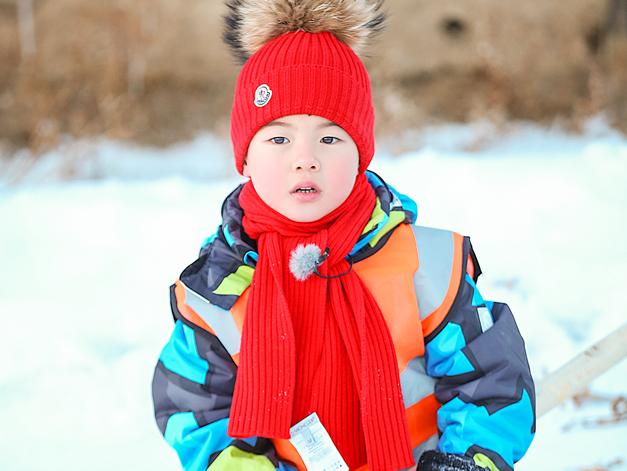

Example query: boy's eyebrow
[263,120,341,129]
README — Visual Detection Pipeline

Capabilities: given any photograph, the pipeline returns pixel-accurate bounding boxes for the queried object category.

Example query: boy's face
[243,114,360,222]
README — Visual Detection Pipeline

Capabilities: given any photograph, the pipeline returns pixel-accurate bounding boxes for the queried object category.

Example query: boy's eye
[269,137,289,144]
[321,136,340,144]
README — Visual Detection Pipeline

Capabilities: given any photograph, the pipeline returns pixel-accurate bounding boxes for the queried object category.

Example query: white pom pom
[289,244,322,281]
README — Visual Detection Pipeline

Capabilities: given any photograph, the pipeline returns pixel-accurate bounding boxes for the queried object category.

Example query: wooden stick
[537,321,627,417]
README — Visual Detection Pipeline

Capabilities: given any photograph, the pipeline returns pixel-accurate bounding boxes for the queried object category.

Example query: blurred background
[1,0,627,157]
[0,1,626,470]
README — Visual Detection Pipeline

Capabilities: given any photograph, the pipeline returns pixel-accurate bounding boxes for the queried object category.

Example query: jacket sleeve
[423,240,536,471]
[151,286,298,471]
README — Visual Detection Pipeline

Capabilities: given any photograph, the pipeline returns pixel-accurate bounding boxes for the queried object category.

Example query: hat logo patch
[254,84,272,107]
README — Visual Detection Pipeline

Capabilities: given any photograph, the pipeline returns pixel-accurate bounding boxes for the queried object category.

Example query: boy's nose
[292,148,320,172]
[293,159,320,172]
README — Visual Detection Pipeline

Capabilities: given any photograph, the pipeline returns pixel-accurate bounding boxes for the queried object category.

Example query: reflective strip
[174,281,215,334]
[411,225,464,337]
[400,356,436,408]
[182,283,242,356]
[412,433,439,464]
[410,225,455,320]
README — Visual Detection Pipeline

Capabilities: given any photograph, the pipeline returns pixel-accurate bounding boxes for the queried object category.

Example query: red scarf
[227,174,414,471]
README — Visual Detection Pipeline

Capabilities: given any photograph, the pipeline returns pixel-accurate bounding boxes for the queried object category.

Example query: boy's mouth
[290,182,322,202]
[290,182,321,194]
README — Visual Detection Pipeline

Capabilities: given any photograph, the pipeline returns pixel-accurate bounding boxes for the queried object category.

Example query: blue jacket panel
[424,242,535,471]
[153,317,297,470]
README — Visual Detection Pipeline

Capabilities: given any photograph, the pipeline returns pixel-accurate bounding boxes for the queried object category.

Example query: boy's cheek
[328,168,358,194]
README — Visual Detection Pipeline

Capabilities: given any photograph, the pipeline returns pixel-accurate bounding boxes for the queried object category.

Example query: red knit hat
[229,30,376,175]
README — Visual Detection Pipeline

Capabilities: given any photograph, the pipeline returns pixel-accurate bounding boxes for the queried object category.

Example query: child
[151,1,536,470]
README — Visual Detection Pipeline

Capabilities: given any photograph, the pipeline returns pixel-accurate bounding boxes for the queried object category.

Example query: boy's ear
[242,158,250,177]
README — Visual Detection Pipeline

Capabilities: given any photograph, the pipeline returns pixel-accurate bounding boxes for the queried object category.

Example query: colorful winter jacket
[151,171,536,471]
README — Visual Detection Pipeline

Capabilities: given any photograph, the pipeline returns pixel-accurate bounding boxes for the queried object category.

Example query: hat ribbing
[230,31,375,175]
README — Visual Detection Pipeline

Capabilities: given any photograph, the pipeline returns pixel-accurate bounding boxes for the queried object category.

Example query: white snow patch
[1,118,626,470]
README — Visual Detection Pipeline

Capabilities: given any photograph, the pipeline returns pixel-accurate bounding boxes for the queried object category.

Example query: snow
[1,118,626,470]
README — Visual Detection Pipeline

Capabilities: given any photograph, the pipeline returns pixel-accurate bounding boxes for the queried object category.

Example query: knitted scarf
[227,174,414,471]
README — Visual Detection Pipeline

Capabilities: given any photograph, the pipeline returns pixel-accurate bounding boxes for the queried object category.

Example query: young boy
[151,1,536,470]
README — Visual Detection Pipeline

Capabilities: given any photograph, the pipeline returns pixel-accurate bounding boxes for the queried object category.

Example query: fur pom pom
[289,243,322,281]
[223,0,386,64]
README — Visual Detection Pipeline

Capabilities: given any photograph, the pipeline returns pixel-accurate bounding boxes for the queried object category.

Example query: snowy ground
[1,118,626,470]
